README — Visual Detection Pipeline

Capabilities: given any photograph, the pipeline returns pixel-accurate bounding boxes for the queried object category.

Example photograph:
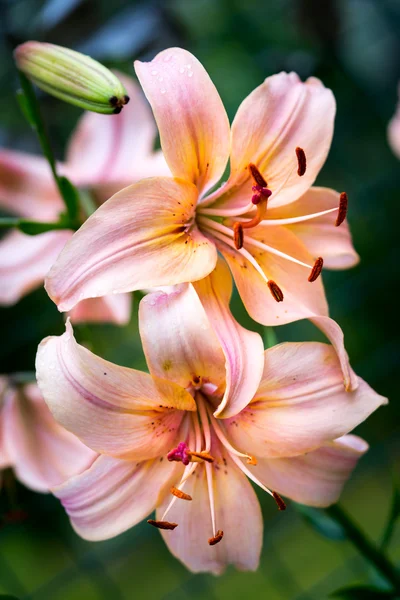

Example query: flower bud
[14,41,130,114]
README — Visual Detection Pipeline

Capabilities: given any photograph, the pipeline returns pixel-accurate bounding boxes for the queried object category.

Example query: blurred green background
[0,0,399,598]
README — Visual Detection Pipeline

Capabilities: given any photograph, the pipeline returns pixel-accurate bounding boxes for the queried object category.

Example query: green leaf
[295,504,347,540]
[331,585,398,599]
[18,218,72,235]
[0,218,20,228]
[0,595,21,599]
[381,481,400,550]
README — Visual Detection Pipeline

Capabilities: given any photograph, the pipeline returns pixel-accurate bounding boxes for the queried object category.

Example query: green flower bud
[14,41,130,114]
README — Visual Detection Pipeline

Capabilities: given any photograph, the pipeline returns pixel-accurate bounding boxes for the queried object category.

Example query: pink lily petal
[216,226,357,390]
[157,443,262,574]
[0,381,11,469]
[139,285,226,392]
[193,258,265,419]
[0,148,63,220]
[135,48,230,196]
[225,342,387,459]
[53,454,180,541]
[208,72,335,212]
[53,456,182,541]
[0,229,72,306]
[2,384,96,492]
[36,321,196,461]
[388,83,400,159]
[267,187,359,269]
[252,435,368,507]
[65,72,170,188]
[45,177,217,312]
[68,293,132,325]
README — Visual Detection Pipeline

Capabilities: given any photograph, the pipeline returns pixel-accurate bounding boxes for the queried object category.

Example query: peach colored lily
[44,49,359,388]
[0,73,169,324]
[36,267,386,574]
[388,83,400,159]
[0,376,96,492]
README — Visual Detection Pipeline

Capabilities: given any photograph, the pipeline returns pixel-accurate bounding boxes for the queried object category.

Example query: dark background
[0,0,399,598]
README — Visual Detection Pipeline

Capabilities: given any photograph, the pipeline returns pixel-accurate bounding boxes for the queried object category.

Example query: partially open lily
[44,48,359,387]
[0,73,169,323]
[36,266,386,574]
[0,376,96,492]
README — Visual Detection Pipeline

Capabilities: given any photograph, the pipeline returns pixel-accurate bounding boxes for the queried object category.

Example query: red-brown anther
[249,163,267,187]
[233,222,244,249]
[308,257,324,282]
[147,519,178,530]
[272,491,287,511]
[336,192,348,227]
[295,147,307,176]
[208,530,224,546]
[267,280,284,302]
[171,487,192,501]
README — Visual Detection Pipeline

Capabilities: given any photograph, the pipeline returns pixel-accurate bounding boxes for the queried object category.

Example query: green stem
[17,72,80,225]
[326,504,400,591]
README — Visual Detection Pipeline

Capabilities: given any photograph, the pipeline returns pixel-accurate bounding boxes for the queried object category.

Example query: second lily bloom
[44,48,359,387]
[36,262,386,574]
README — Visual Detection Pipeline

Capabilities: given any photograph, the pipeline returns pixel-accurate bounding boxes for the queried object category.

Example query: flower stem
[326,504,400,591]
[17,71,80,226]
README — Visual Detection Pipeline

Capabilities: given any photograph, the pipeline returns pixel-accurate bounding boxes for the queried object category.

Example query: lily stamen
[207,405,258,465]
[208,530,224,546]
[295,147,307,176]
[336,192,348,227]
[171,486,192,501]
[267,280,284,302]
[272,491,287,511]
[308,257,324,282]
[147,519,178,530]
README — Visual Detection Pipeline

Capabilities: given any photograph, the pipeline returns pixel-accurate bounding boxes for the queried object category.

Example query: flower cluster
[1,45,388,574]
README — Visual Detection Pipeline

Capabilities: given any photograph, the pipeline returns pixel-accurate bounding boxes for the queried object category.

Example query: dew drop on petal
[161,88,166,94]
[151,70,158,76]
[179,67,185,74]
[187,71,193,78]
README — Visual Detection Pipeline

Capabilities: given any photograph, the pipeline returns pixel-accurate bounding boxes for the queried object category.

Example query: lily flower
[44,48,359,388]
[0,376,96,492]
[388,83,400,159]
[0,73,169,324]
[36,262,386,574]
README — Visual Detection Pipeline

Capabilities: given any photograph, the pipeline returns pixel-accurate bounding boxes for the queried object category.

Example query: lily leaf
[331,585,398,599]
[381,480,400,550]
[295,503,346,540]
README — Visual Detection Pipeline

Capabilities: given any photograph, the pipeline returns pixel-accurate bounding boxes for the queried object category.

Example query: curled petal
[215,225,356,390]
[0,149,62,220]
[157,444,262,574]
[388,84,400,159]
[65,72,170,188]
[193,258,264,418]
[135,48,230,195]
[45,177,217,312]
[0,230,72,306]
[36,321,196,460]
[139,285,225,392]
[225,342,387,459]
[2,384,96,492]
[268,187,359,269]
[252,435,368,507]
[68,293,132,325]
[207,72,335,212]
[54,454,180,541]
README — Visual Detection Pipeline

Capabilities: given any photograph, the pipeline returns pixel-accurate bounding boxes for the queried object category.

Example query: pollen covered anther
[272,491,287,511]
[233,223,244,249]
[308,257,324,282]
[336,192,348,227]
[295,147,307,176]
[208,530,224,546]
[171,487,192,501]
[187,450,215,463]
[249,163,267,187]
[268,280,284,302]
[147,519,178,530]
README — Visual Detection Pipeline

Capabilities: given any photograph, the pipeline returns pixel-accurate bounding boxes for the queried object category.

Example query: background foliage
[0,0,399,598]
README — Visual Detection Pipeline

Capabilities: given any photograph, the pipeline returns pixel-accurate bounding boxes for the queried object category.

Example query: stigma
[167,441,215,465]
